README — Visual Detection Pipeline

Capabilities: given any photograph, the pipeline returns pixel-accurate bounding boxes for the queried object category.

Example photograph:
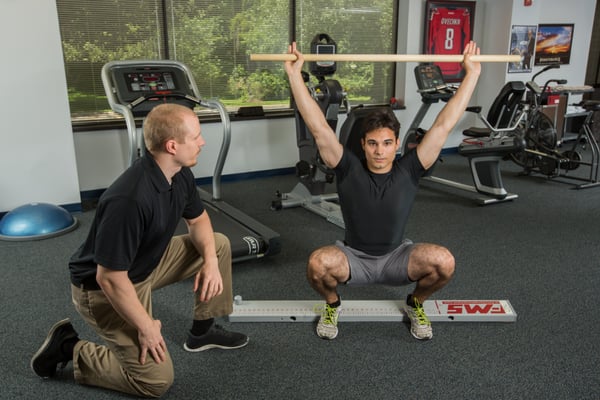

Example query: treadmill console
[110,65,196,116]
[414,64,454,102]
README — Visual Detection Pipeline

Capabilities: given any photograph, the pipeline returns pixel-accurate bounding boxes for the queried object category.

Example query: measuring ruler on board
[228,297,517,323]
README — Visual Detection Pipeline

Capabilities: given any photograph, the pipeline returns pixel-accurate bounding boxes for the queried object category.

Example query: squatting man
[283,41,481,340]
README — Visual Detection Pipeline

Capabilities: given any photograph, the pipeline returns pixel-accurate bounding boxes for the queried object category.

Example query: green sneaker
[404,297,433,340]
[315,303,342,340]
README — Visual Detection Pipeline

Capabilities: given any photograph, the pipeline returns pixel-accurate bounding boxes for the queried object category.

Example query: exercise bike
[271,33,348,228]
[403,63,524,205]
[505,64,600,189]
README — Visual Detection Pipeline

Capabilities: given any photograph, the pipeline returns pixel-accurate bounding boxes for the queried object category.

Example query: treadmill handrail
[201,98,230,201]
[101,64,139,166]
[100,60,231,201]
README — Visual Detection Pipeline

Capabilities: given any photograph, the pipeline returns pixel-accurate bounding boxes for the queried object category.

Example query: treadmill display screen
[110,65,195,116]
[124,71,177,93]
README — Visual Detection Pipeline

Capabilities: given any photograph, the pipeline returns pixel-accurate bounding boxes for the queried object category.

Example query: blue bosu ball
[0,202,79,241]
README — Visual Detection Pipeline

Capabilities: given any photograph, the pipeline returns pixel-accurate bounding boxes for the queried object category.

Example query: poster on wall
[423,0,475,82]
[534,24,574,65]
[508,25,537,73]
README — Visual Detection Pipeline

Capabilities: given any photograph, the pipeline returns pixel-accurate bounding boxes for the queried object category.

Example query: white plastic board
[228,299,517,323]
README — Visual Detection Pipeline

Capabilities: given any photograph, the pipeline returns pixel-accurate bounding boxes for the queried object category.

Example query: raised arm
[284,42,343,169]
[417,41,482,170]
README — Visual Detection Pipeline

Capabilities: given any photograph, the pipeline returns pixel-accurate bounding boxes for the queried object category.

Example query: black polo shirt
[69,154,204,286]
[335,148,425,256]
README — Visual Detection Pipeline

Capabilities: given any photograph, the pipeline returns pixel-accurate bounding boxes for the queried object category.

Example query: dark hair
[361,109,401,139]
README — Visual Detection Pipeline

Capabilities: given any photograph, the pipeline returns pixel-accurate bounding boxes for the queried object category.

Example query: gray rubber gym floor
[2,150,599,399]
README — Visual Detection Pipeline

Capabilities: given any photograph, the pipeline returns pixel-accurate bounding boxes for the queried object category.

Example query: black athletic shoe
[31,318,79,378]
[183,324,249,352]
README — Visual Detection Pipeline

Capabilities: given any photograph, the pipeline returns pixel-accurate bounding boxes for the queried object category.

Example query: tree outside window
[56,0,396,121]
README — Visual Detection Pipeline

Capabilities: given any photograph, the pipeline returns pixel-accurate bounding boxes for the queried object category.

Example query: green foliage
[57,0,396,116]
[247,70,289,101]
[66,88,109,114]
[229,66,288,102]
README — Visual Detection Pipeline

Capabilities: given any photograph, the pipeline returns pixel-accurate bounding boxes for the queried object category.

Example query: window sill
[70,107,297,132]
[69,103,403,132]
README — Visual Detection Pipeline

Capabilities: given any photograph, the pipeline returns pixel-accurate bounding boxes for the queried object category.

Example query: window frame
[58,0,400,130]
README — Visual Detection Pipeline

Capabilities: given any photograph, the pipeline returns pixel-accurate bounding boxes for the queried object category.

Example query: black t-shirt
[335,148,425,256]
[69,154,204,285]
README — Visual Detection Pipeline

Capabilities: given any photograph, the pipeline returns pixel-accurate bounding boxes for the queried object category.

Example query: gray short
[335,239,415,286]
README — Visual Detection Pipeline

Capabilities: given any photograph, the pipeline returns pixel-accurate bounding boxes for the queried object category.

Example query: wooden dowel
[250,53,521,63]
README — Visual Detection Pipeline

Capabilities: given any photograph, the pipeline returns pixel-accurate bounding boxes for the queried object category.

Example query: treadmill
[101,60,281,262]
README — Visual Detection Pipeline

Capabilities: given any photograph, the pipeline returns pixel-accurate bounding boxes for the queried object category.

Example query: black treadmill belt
[204,204,266,261]
[173,188,280,263]
[173,205,267,263]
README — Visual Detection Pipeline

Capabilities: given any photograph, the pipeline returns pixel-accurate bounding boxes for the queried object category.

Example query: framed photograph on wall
[508,25,537,73]
[423,0,476,82]
[534,24,574,65]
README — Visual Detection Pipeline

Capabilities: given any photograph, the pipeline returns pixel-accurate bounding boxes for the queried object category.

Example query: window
[56,0,397,122]
[294,1,398,106]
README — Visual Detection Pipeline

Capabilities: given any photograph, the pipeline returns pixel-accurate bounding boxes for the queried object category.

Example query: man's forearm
[187,211,218,262]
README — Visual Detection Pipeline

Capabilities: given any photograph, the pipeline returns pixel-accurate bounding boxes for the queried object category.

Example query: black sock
[328,296,341,308]
[406,294,416,308]
[191,318,214,336]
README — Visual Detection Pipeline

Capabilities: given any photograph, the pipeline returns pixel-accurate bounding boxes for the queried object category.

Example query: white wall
[73,118,300,192]
[476,1,514,108]
[1,0,596,202]
[397,0,596,147]
[503,0,596,104]
[0,0,80,213]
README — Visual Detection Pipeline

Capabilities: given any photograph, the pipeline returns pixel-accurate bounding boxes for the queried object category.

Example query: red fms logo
[443,300,507,314]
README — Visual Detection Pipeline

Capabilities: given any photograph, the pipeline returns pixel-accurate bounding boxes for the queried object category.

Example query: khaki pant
[71,233,233,398]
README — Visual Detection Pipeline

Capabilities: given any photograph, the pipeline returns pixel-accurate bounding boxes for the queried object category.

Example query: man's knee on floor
[135,361,175,398]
